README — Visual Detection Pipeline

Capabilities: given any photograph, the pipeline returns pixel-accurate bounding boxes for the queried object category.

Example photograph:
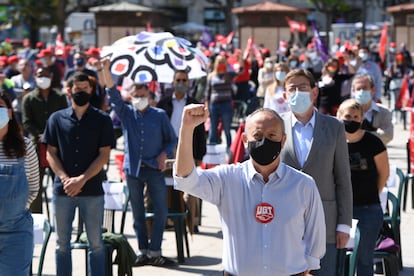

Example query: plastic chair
[345,226,361,276]
[31,216,52,276]
[404,140,414,210]
[103,182,130,234]
[71,210,114,276]
[145,186,190,263]
[231,100,248,131]
[374,192,401,275]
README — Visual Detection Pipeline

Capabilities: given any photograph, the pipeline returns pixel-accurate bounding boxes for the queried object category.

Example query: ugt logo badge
[255,202,274,224]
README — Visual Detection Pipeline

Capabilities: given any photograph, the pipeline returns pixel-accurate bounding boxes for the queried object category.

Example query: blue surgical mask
[289,60,298,68]
[0,107,9,129]
[354,89,372,105]
[288,90,312,114]
[275,71,286,82]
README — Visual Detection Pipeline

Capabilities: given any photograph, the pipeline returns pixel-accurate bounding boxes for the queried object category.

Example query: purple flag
[199,28,214,48]
[310,20,329,63]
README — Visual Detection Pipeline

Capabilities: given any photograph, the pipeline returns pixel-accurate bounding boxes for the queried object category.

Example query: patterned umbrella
[101,31,208,83]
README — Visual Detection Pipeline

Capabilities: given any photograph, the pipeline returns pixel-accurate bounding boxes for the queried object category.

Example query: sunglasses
[175,79,188,82]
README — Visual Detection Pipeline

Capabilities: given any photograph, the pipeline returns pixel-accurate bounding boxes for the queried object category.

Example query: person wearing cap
[37,48,63,90]
[22,66,68,213]
[5,55,20,78]
[64,51,105,110]
[100,58,178,266]
[174,105,326,275]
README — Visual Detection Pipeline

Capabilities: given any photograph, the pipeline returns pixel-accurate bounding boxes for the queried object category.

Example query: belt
[223,271,305,276]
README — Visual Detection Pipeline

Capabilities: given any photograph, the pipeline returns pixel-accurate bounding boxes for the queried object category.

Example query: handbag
[38,142,49,169]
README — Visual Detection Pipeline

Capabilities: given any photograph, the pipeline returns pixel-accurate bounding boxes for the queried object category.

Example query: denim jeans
[53,195,105,276]
[311,243,338,276]
[353,203,383,276]
[208,101,233,148]
[0,158,33,275]
[126,167,167,257]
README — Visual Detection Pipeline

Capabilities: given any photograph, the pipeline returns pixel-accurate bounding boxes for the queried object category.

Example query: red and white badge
[255,202,274,224]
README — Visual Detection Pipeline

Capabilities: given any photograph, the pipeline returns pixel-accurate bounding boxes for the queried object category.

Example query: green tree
[10,0,59,46]
[308,0,351,46]
[206,0,236,34]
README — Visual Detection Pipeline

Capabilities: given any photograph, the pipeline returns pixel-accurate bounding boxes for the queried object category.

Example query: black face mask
[247,138,282,166]
[72,91,91,107]
[343,120,361,133]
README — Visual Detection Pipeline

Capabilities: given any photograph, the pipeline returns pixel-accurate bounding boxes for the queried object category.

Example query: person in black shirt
[337,99,389,276]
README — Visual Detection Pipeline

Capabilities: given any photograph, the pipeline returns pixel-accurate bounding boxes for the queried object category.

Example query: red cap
[37,48,53,58]
[85,47,100,56]
[7,55,19,64]
[307,43,314,49]
[261,48,270,55]
[396,53,404,61]
[36,42,43,49]
[390,42,396,48]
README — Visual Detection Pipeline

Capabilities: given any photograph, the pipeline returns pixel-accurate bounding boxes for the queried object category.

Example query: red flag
[146,22,152,32]
[226,31,234,45]
[285,17,307,33]
[378,23,388,63]
[243,37,263,67]
[410,110,414,173]
[396,76,412,109]
[55,33,66,58]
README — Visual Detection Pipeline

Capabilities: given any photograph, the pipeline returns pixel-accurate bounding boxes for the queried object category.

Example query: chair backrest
[395,167,405,212]
[386,192,400,239]
[103,182,130,234]
[348,226,361,276]
[37,219,52,276]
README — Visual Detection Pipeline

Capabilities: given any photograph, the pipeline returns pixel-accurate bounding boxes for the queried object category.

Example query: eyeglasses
[286,84,312,93]
[175,79,188,82]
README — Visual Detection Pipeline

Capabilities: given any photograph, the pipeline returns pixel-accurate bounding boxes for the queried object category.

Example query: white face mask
[359,52,369,61]
[265,62,273,70]
[36,77,51,90]
[132,97,149,111]
[288,90,312,114]
[0,107,9,129]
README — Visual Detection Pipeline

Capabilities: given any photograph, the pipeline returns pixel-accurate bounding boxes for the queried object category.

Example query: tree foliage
[9,0,59,44]
[308,0,351,46]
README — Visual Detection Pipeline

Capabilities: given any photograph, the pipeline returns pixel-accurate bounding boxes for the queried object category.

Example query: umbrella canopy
[172,22,213,33]
[101,31,208,83]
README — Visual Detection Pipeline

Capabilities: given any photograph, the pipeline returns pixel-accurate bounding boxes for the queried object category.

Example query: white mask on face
[288,90,312,114]
[36,77,51,90]
[132,97,149,111]
[0,107,9,129]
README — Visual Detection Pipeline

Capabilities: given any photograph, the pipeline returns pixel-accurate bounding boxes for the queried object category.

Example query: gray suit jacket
[280,111,353,244]
[368,103,393,145]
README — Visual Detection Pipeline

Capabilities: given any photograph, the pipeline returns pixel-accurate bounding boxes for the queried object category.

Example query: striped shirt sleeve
[24,137,40,208]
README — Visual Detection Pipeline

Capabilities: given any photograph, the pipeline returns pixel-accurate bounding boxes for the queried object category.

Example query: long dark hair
[0,93,26,158]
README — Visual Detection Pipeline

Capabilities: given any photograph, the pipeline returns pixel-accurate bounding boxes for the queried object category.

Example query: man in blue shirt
[43,71,114,276]
[100,58,178,266]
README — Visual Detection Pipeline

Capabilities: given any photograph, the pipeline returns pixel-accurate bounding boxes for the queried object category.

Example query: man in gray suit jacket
[279,69,353,276]
[351,73,393,145]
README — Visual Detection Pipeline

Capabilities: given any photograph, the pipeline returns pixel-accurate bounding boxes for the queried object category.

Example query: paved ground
[32,107,414,276]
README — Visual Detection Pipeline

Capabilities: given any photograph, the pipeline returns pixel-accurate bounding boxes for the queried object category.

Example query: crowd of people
[0,33,405,275]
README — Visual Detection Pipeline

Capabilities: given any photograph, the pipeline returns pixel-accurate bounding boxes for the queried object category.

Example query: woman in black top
[337,99,389,276]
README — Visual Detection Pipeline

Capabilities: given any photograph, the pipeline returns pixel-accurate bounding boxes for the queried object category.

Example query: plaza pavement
[32,109,414,276]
